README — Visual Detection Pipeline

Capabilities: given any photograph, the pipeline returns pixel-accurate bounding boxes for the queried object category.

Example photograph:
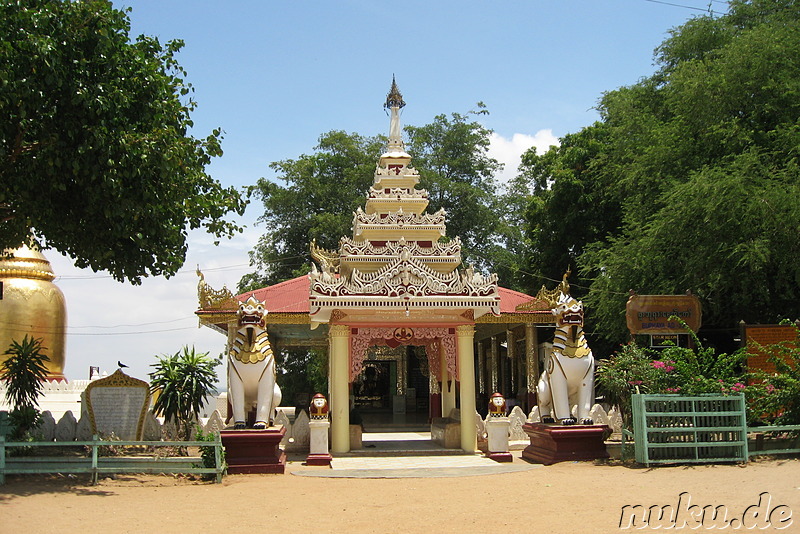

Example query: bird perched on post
[118,361,128,369]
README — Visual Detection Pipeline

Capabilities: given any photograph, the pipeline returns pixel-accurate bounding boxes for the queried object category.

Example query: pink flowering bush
[597,318,800,426]
[596,323,751,425]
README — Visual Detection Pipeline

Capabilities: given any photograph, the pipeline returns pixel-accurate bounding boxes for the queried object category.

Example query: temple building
[196,80,555,453]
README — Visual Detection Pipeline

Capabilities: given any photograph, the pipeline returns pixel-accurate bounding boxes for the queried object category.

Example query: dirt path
[2,457,799,533]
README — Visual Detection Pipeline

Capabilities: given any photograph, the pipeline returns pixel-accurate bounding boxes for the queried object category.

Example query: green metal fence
[747,425,800,457]
[631,394,749,466]
[1,434,224,485]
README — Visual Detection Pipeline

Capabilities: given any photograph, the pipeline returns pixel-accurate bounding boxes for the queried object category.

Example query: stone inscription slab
[84,370,150,440]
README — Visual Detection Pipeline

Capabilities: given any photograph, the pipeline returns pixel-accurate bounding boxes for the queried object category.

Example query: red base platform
[305,453,333,466]
[522,423,609,465]
[220,427,287,474]
[487,451,513,463]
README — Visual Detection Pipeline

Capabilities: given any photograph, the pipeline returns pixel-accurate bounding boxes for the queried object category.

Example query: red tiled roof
[238,276,311,314]
[236,275,545,316]
[498,286,548,314]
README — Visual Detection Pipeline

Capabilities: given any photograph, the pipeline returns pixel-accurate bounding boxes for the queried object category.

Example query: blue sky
[46,0,728,384]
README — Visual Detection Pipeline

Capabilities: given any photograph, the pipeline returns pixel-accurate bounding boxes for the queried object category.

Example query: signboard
[743,324,796,374]
[626,294,702,334]
[84,369,151,440]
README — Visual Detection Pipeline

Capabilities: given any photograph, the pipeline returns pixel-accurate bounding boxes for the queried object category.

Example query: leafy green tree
[513,123,621,294]
[149,346,220,440]
[0,0,246,284]
[240,131,383,290]
[520,0,800,346]
[275,348,328,410]
[1,336,50,439]
[405,105,503,273]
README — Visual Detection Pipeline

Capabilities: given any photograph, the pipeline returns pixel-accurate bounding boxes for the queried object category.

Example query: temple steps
[337,431,467,457]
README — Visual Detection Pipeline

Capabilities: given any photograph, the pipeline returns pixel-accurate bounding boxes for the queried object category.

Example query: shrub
[1,335,50,439]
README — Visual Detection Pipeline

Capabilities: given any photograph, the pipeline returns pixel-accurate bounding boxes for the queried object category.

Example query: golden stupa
[0,245,67,380]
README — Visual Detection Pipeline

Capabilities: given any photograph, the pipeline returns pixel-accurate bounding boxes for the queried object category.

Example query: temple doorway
[351,345,431,432]
[353,360,393,411]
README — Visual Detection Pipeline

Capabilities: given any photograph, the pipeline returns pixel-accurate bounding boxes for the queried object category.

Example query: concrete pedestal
[307,419,332,466]
[220,426,286,474]
[486,417,512,463]
[522,422,609,465]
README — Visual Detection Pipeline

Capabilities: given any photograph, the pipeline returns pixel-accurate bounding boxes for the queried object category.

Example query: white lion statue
[228,295,282,429]
[537,281,595,426]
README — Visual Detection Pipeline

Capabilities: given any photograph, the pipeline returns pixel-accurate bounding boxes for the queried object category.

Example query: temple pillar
[429,373,442,421]
[477,341,486,395]
[507,329,516,400]
[489,335,498,395]
[329,324,350,454]
[441,344,456,418]
[526,323,539,411]
[457,325,477,453]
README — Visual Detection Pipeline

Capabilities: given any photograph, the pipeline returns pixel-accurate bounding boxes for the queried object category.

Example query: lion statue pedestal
[536,272,595,426]
[522,272,609,464]
[227,295,282,430]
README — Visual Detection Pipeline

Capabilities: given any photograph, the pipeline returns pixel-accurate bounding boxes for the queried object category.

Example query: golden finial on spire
[384,75,406,109]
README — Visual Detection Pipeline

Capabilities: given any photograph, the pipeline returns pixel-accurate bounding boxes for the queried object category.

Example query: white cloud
[487,130,560,186]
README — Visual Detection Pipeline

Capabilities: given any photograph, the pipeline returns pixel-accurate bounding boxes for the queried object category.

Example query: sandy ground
[1,455,799,534]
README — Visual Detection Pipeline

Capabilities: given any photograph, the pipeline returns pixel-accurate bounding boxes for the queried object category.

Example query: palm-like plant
[149,346,220,440]
[1,335,50,438]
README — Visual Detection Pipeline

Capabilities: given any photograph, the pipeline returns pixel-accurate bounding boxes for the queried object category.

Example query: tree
[240,107,504,291]
[149,346,220,440]
[240,131,383,290]
[520,0,800,347]
[404,105,503,273]
[513,122,621,294]
[1,336,50,439]
[0,0,246,284]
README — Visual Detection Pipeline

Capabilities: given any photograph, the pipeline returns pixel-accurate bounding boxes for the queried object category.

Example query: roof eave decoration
[197,268,239,311]
[310,239,340,275]
[309,254,499,325]
[534,269,572,307]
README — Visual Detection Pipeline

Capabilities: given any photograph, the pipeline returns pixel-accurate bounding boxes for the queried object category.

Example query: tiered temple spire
[385,76,406,148]
[308,79,498,326]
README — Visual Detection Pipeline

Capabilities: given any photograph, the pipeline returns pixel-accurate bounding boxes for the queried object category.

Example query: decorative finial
[384,75,405,110]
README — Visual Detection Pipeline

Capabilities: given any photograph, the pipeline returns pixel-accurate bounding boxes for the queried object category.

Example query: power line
[55,262,253,281]
[642,0,727,13]
[69,317,189,329]
[66,326,199,336]
[0,323,200,337]
[0,316,200,336]
[54,253,310,281]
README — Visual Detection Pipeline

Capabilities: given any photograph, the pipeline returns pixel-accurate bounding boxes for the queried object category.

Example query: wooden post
[526,323,539,411]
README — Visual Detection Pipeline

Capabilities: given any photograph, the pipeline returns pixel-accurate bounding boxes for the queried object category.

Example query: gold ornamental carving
[196,269,239,310]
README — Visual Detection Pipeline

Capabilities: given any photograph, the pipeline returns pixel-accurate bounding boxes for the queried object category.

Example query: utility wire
[642,0,727,13]
[55,262,252,280]
[54,254,309,281]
